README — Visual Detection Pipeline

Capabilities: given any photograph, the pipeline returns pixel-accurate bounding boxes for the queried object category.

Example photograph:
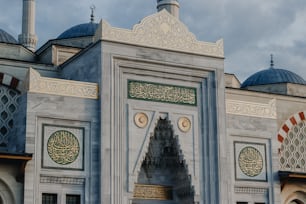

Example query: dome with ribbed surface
[57,22,98,39]
[0,29,17,44]
[241,67,306,88]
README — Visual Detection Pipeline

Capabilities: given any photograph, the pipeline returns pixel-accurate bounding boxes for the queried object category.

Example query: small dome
[57,22,98,39]
[0,29,17,44]
[241,68,306,88]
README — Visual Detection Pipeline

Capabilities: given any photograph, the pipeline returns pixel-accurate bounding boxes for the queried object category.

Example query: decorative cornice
[25,68,98,99]
[226,99,276,119]
[95,10,224,58]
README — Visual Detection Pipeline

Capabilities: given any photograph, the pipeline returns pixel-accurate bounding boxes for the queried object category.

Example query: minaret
[157,0,180,19]
[18,0,38,51]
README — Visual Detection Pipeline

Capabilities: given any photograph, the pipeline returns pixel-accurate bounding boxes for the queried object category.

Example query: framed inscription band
[42,124,84,170]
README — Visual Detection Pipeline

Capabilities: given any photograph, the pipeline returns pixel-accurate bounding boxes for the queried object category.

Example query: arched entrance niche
[289,200,303,204]
[284,191,306,204]
[132,118,194,204]
[0,179,15,204]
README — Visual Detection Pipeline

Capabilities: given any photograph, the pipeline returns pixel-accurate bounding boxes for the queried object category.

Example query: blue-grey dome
[0,29,17,44]
[241,68,306,88]
[57,23,98,39]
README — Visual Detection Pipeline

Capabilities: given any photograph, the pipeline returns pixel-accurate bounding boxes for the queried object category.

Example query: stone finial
[90,5,96,23]
[270,54,274,68]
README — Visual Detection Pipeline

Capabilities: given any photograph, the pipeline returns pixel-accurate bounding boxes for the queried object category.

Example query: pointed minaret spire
[270,54,274,68]
[18,0,38,51]
[157,0,180,19]
[90,5,96,23]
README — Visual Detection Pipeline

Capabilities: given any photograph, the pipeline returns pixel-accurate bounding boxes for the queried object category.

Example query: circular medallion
[47,130,80,165]
[238,146,263,177]
[178,117,191,132]
[134,112,148,128]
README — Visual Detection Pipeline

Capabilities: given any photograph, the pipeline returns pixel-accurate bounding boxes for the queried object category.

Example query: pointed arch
[284,191,306,204]
[278,111,306,172]
[0,84,21,150]
[133,117,194,203]
[0,73,22,92]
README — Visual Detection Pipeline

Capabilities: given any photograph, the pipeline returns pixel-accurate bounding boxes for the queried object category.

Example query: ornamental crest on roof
[95,10,223,58]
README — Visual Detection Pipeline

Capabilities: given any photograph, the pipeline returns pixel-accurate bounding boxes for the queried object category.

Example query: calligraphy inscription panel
[235,142,267,181]
[133,184,173,200]
[42,124,84,170]
[128,80,197,106]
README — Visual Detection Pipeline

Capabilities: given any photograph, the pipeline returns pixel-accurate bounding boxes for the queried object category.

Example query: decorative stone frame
[100,54,223,204]
[234,142,267,181]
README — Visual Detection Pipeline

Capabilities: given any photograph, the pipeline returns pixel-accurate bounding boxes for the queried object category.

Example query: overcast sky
[1,0,306,82]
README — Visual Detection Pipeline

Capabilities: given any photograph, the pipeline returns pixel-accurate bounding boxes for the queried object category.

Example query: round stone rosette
[178,117,191,132]
[238,146,263,177]
[134,112,148,128]
[47,130,80,165]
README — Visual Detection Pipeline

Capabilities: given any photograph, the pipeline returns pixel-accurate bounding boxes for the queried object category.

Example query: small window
[42,193,57,204]
[66,194,81,204]
[237,202,248,204]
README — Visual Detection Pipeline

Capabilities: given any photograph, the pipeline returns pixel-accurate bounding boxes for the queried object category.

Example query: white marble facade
[0,2,306,204]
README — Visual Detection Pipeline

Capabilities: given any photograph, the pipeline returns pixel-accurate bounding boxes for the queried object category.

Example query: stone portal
[133,118,194,204]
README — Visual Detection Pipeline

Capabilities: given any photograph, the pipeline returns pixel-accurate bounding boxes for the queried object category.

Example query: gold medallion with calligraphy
[238,146,263,177]
[47,130,80,165]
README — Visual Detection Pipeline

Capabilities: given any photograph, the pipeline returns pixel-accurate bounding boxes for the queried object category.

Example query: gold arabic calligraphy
[133,184,173,200]
[238,146,263,177]
[128,81,197,106]
[47,130,80,165]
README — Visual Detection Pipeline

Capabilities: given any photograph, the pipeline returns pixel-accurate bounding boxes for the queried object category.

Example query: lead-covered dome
[0,29,17,44]
[241,67,306,88]
[57,22,98,39]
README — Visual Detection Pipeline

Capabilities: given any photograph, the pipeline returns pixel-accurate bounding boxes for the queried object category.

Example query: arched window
[0,85,20,150]
[280,120,306,173]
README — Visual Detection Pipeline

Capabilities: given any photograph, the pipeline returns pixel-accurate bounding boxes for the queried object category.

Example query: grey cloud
[1,0,306,82]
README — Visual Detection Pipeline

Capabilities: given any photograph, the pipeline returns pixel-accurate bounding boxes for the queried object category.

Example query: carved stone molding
[25,68,98,99]
[226,99,276,119]
[40,175,85,185]
[234,186,268,195]
[95,10,224,58]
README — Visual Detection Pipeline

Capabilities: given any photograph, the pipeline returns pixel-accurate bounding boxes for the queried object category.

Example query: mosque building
[0,0,305,203]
